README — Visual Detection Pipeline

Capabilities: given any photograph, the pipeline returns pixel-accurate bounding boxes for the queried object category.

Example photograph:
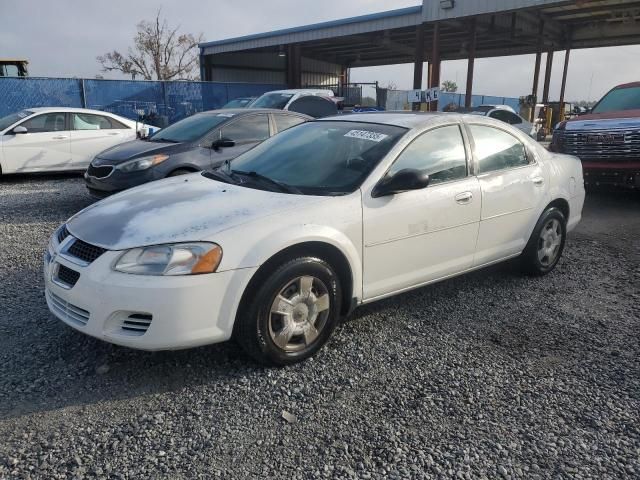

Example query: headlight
[114,242,222,276]
[117,154,169,173]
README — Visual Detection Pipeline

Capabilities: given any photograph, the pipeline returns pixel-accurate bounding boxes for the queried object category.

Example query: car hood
[93,140,193,165]
[67,173,327,250]
[566,110,640,131]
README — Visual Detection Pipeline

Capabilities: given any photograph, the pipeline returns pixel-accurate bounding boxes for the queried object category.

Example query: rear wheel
[520,207,567,276]
[234,257,342,366]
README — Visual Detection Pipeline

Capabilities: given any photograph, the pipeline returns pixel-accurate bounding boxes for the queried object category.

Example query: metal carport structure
[200,0,640,111]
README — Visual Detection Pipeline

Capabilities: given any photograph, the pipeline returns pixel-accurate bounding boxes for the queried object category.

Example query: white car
[465,105,537,138]
[0,107,154,174]
[251,89,339,118]
[44,113,585,365]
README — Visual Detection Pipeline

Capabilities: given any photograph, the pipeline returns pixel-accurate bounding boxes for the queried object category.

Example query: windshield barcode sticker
[344,130,388,142]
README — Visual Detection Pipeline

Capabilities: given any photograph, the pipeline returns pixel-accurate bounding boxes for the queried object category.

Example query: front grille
[122,313,153,336]
[67,239,106,264]
[56,264,80,287]
[87,164,114,178]
[57,225,70,243]
[554,128,640,161]
[46,289,90,326]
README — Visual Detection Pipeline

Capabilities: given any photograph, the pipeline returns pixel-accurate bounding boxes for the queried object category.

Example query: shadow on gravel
[0,172,84,184]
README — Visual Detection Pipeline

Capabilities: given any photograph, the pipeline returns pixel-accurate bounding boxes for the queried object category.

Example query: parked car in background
[550,81,640,189]
[0,59,29,77]
[460,105,537,137]
[251,89,339,118]
[84,109,310,197]
[222,97,256,109]
[0,108,154,175]
[46,112,584,365]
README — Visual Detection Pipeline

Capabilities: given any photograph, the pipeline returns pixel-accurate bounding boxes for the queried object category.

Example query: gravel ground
[0,174,638,479]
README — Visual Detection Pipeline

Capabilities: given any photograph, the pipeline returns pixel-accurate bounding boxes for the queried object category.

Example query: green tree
[441,80,458,93]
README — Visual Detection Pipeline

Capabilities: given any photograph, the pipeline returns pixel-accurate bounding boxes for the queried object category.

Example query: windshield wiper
[203,169,238,185]
[232,170,301,194]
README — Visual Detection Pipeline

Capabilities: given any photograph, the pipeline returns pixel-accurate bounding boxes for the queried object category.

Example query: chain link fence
[0,77,285,127]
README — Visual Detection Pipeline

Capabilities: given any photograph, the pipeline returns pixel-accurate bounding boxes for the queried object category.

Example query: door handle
[107,132,121,136]
[532,176,545,186]
[52,135,68,140]
[455,192,473,204]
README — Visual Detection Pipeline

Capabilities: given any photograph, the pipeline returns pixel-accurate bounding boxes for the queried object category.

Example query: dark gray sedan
[84,109,310,197]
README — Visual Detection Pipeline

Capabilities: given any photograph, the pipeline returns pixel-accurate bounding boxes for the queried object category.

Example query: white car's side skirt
[360,252,522,305]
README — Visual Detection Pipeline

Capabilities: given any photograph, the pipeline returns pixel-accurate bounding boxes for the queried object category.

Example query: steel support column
[429,23,441,111]
[530,20,545,121]
[559,47,571,121]
[412,24,426,111]
[465,19,477,108]
[542,49,554,104]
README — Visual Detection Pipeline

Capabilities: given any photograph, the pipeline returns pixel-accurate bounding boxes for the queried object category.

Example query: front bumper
[582,161,640,188]
[84,167,163,197]
[44,248,257,350]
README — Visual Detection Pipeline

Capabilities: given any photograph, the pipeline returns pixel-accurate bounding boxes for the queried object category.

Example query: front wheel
[520,207,567,276]
[234,257,342,366]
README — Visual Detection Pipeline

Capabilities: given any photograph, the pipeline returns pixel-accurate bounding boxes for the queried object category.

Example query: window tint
[470,125,530,174]
[288,96,337,118]
[274,114,306,133]
[221,115,270,144]
[21,112,66,133]
[592,85,640,113]
[0,110,33,132]
[507,112,523,125]
[152,113,228,143]
[72,113,128,130]
[388,125,467,185]
[489,110,510,123]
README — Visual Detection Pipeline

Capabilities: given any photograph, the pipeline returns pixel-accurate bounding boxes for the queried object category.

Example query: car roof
[26,107,131,117]
[198,108,310,116]
[318,111,453,128]
[262,89,334,96]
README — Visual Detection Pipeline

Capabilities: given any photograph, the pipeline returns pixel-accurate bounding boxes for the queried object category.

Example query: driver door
[212,113,270,168]
[2,112,71,173]
[362,124,481,300]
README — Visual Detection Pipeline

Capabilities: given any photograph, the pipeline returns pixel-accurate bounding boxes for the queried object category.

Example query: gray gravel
[1,174,639,479]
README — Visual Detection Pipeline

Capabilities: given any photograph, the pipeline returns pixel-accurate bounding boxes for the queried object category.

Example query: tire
[520,207,567,276]
[234,257,342,366]
[167,169,194,177]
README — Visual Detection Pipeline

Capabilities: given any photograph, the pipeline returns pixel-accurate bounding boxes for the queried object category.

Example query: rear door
[272,113,308,134]
[1,112,71,173]
[466,123,548,266]
[70,113,133,169]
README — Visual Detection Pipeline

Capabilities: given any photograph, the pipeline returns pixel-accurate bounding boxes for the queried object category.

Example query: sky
[1,0,639,102]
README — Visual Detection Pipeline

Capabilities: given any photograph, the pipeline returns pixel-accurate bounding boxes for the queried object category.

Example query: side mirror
[212,138,235,151]
[372,169,430,198]
[12,126,28,134]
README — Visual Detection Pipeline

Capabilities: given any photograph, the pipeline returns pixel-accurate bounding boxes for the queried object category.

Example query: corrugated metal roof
[200,6,422,55]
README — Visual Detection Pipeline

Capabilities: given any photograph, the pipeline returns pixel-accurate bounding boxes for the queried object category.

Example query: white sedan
[44,113,585,365]
[0,107,154,174]
[465,105,538,138]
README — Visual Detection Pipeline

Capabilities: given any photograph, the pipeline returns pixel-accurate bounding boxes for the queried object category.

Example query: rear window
[592,86,640,114]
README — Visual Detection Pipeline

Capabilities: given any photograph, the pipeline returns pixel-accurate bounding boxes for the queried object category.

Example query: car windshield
[215,121,407,195]
[0,110,33,131]
[592,86,640,114]
[150,113,231,143]
[222,98,253,109]
[251,93,294,109]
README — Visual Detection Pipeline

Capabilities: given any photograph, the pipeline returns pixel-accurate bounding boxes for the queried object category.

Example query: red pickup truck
[550,82,640,189]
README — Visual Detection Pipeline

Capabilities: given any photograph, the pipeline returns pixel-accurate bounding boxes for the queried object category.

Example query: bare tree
[97,9,203,80]
[441,80,458,93]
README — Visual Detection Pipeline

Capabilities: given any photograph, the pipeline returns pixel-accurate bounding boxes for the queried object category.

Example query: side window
[20,113,66,133]
[72,113,128,130]
[489,110,510,123]
[470,125,530,174]
[388,125,467,185]
[507,112,523,125]
[220,115,269,145]
[274,114,306,133]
